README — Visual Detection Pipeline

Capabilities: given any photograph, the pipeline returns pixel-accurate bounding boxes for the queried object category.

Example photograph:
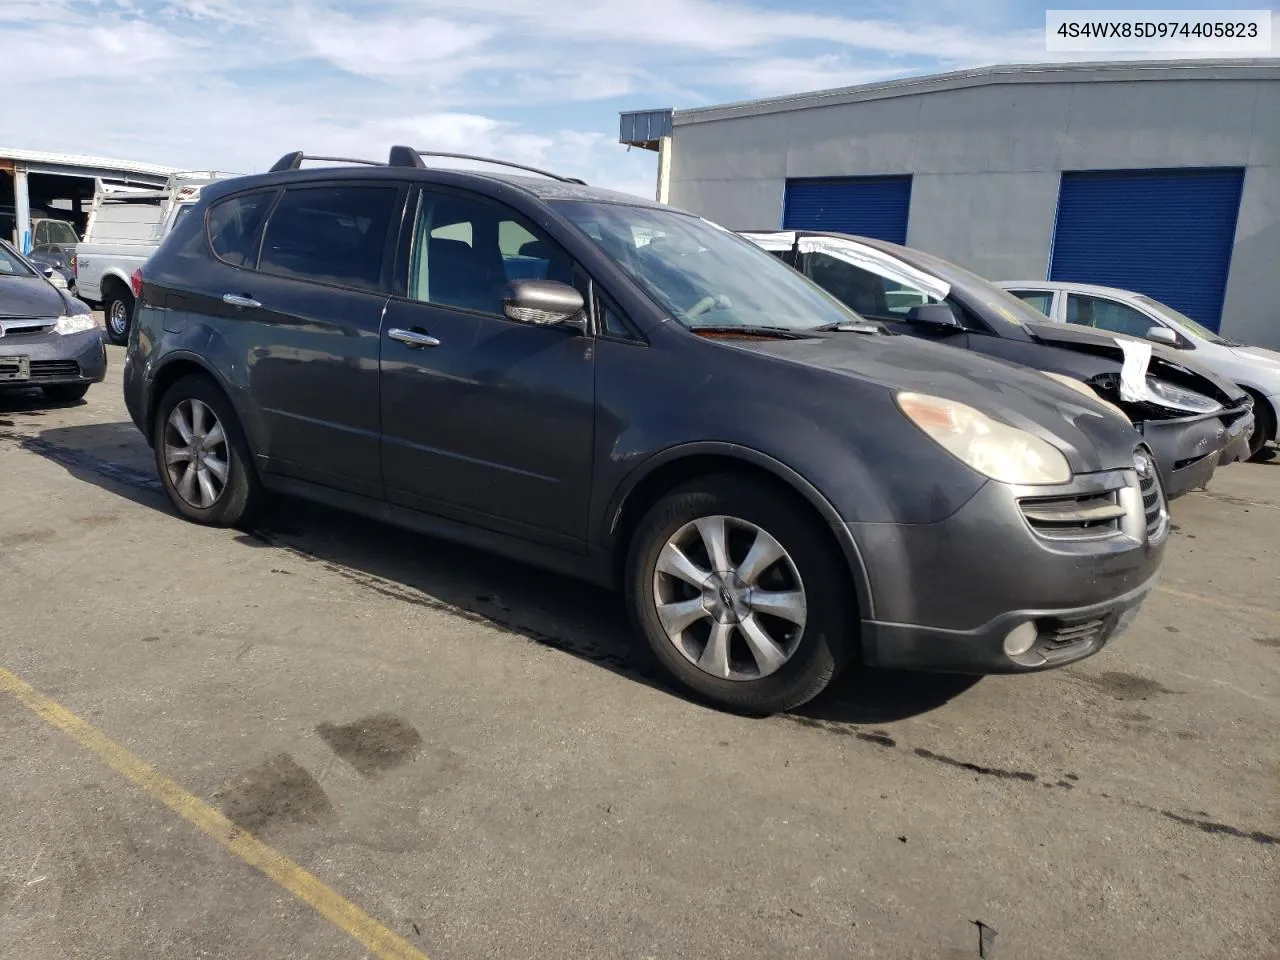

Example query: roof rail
[268,151,384,173]
[387,145,586,184]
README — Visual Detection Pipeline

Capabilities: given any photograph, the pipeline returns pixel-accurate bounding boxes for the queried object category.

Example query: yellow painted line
[0,666,428,960]
[1156,584,1280,622]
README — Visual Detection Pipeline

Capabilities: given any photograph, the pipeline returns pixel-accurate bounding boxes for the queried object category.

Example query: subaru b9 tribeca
[123,147,1167,714]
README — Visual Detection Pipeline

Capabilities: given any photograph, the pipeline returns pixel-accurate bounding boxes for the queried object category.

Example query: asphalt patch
[913,748,1036,783]
[316,712,424,778]
[213,753,334,834]
[1073,670,1173,701]
[1161,811,1279,846]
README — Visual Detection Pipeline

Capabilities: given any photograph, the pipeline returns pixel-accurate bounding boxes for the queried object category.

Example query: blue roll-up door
[783,176,912,244]
[1050,168,1244,332]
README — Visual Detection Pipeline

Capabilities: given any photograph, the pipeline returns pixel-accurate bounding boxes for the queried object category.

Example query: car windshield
[0,243,36,278]
[1135,295,1229,345]
[550,201,865,331]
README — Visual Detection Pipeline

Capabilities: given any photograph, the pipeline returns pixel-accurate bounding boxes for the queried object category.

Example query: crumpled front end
[1076,336,1254,498]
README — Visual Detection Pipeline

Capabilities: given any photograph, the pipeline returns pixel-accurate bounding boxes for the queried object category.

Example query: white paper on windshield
[1114,336,1153,403]
[742,231,797,251]
[795,236,951,301]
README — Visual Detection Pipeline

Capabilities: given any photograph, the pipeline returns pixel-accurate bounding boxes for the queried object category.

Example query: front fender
[600,439,878,619]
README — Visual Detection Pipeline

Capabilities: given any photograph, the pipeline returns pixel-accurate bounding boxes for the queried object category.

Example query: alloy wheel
[652,515,807,681]
[108,299,128,338]
[163,398,229,508]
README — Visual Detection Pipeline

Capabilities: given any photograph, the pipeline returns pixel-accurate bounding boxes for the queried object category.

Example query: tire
[103,288,134,346]
[42,383,90,404]
[153,373,264,527]
[625,475,852,715]
[1247,394,1275,461]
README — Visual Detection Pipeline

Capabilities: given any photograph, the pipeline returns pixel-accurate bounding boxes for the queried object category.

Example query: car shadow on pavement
[15,420,982,724]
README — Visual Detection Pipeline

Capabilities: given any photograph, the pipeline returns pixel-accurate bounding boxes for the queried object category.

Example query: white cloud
[2,0,1273,200]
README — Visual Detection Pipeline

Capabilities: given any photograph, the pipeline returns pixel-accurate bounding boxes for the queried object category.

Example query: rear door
[207,180,404,498]
[378,186,596,548]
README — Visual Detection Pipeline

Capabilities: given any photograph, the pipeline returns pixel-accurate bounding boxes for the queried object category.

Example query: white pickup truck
[74,172,233,344]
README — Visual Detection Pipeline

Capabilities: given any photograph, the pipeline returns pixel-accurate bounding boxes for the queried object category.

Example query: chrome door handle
[222,293,261,309]
[388,327,440,348]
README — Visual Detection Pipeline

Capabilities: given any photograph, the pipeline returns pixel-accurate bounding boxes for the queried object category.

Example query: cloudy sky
[2,0,1275,196]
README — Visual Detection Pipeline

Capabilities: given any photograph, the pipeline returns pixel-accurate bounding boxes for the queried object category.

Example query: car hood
[719,331,1145,474]
[1024,321,1248,406]
[0,274,68,318]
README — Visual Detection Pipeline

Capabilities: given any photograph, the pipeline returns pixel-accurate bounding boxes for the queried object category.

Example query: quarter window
[1067,294,1156,338]
[408,191,575,315]
[259,186,398,292]
[1006,290,1054,316]
[207,191,274,268]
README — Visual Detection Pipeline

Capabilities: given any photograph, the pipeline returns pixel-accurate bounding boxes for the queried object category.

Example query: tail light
[71,254,78,275]
[130,268,143,298]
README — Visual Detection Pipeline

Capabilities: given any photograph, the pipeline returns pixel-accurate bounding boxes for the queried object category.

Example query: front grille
[1019,490,1126,541]
[28,360,80,381]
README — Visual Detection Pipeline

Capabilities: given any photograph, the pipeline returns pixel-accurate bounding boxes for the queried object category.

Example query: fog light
[1003,622,1038,658]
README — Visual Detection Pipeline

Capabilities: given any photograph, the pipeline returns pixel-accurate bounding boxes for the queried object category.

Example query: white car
[998,281,1279,460]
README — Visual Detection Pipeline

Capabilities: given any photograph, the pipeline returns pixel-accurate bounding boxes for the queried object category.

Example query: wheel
[103,288,134,345]
[154,374,264,526]
[625,475,851,715]
[1247,394,1275,461]
[42,383,90,403]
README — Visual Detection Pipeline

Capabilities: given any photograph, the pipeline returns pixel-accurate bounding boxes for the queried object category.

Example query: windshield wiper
[688,324,811,337]
[813,320,884,334]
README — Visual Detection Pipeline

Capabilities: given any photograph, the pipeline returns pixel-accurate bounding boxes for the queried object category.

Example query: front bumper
[850,461,1166,674]
[0,328,107,389]
[1141,402,1254,499]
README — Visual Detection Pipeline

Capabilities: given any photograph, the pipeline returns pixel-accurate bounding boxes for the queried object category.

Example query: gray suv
[123,147,1167,714]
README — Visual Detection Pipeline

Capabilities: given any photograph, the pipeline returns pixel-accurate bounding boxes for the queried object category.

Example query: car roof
[997,280,1146,299]
[201,163,668,210]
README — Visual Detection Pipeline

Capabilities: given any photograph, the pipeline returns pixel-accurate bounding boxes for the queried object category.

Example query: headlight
[1041,371,1130,422]
[1143,376,1222,414]
[896,391,1071,485]
[54,314,99,336]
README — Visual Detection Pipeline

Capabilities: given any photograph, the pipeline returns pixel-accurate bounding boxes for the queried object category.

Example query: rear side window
[259,186,398,292]
[208,191,273,268]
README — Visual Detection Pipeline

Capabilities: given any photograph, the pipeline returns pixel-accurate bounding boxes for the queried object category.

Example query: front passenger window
[802,252,938,319]
[408,191,574,316]
[1007,290,1054,316]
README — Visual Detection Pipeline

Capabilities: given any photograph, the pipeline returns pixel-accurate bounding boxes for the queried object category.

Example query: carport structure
[0,147,177,253]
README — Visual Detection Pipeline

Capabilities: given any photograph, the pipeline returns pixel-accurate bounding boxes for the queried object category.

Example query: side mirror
[905,302,962,329]
[1146,325,1179,347]
[501,280,585,329]
[40,265,54,279]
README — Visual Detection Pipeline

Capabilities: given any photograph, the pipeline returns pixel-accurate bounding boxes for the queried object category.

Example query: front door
[379,187,596,549]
